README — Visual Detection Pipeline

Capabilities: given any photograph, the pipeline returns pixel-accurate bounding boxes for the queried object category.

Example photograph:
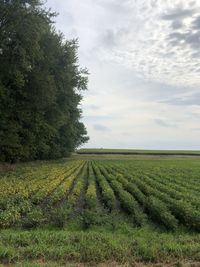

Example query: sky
[45,0,200,150]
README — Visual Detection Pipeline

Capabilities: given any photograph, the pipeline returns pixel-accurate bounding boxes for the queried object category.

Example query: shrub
[49,207,70,229]
[21,208,45,229]
[81,208,110,229]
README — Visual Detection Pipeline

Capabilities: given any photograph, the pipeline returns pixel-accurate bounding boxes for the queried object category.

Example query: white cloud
[96,0,200,87]
[45,0,200,149]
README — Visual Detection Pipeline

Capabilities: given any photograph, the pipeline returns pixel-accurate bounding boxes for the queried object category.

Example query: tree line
[0,0,89,162]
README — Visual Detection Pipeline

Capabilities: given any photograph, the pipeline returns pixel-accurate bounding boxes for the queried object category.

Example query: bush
[21,208,45,229]
[0,208,21,228]
[81,208,110,229]
[49,207,70,229]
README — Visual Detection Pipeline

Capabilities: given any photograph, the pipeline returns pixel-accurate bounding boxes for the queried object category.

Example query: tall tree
[0,0,89,162]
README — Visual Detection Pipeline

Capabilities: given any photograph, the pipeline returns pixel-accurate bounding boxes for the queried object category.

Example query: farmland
[1,156,200,266]
[77,148,200,156]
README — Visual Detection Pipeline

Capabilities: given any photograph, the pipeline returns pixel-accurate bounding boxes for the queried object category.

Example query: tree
[0,0,89,162]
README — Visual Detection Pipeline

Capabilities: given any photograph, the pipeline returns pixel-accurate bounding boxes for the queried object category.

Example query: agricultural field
[1,156,200,266]
[77,148,200,156]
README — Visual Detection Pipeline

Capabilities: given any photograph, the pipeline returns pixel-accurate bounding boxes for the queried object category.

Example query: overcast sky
[45,0,200,150]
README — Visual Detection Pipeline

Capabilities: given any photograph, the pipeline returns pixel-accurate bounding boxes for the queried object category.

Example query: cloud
[94,1,200,87]
[191,127,200,131]
[193,16,200,29]
[154,119,177,128]
[168,30,200,50]
[84,104,100,111]
[45,0,200,149]
[93,124,110,132]
[101,30,117,48]
[161,8,196,21]
[163,92,200,106]
[46,0,200,87]
[171,20,183,29]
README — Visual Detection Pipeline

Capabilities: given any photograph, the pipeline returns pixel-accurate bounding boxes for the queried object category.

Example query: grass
[1,223,200,266]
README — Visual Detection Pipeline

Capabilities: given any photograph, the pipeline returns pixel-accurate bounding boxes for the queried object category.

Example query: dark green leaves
[0,0,89,162]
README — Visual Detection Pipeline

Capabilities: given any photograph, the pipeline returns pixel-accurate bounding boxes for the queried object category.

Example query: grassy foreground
[1,223,200,266]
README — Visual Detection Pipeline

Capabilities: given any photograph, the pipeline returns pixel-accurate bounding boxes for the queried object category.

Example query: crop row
[121,165,200,207]
[0,161,84,228]
[43,162,85,206]
[97,164,146,226]
[93,164,116,211]
[85,163,99,210]
[102,165,178,230]
[1,159,200,232]
[102,162,200,231]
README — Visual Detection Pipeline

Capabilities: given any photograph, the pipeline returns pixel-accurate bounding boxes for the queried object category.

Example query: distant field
[1,155,200,266]
[77,148,200,155]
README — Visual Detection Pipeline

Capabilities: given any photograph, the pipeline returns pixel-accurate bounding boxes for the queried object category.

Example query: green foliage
[93,164,116,211]
[0,207,21,228]
[104,159,200,232]
[1,227,200,265]
[170,200,200,231]
[48,207,69,229]
[1,157,200,265]
[110,171,178,230]
[147,196,178,231]
[81,208,122,230]
[1,158,200,232]
[84,163,99,210]
[0,0,88,162]
[98,166,146,226]
[81,208,103,229]
[21,207,45,229]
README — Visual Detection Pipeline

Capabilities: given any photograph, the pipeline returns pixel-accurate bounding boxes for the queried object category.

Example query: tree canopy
[0,0,89,162]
